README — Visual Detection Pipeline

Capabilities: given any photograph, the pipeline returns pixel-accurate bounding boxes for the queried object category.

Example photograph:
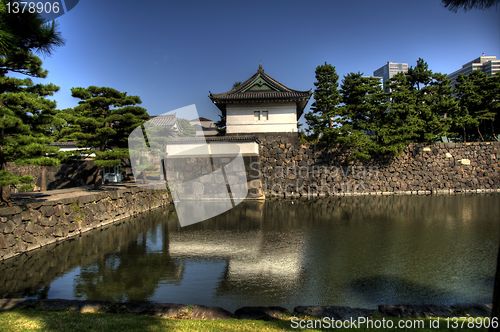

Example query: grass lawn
[0,309,490,332]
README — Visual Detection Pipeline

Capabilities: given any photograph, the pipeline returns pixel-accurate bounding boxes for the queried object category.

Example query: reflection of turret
[168,231,303,281]
[167,199,306,298]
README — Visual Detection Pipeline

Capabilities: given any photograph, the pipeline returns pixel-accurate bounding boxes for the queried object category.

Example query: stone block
[0,206,22,217]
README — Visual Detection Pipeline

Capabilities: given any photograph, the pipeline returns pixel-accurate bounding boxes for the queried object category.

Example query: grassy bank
[0,309,491,332]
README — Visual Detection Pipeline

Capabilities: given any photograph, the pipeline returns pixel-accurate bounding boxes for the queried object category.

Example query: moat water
[1,194,499,311]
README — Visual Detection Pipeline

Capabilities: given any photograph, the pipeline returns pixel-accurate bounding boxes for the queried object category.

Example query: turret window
[254,110,268,121]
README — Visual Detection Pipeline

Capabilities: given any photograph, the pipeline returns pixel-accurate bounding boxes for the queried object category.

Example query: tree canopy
[304,63,341,140]
[0,1,63,201]
[305,58,498,161]
[442,0,499,11]
[56,86,150,167]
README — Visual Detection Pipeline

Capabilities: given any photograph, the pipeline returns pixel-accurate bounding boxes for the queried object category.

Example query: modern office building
[448,55,500,85]
[373,62,409,91]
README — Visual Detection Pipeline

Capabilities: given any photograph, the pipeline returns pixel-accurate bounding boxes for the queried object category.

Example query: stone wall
[165,155,264,199]
[0,185,170,261]
[0,208,171,297]
[6,161,99,191]
[258,136,500,197]
[6,160,135,191]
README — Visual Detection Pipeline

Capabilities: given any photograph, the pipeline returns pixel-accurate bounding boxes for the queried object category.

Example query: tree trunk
[0,185,11,206]
[40,166,47,191]
[477,126,484,141]
[93,167,103,189]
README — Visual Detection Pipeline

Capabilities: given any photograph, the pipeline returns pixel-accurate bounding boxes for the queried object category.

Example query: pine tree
[305,63,341,139]
[338,73,387,160]
[379,72,422,153]
[0,1,63,202]
[454,71,499,141]
[406,58,454,142]
[57,86,149,181]
[420,73,457,141]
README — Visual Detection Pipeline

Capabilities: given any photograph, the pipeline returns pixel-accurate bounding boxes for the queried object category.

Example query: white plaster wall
[226,103,297,133]
[166,142,259,157]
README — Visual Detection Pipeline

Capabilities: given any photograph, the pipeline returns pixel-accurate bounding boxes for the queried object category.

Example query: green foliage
[0,170,32,187]
[305,63,341,138]
[0,1,63,198]
[0,74,60,166]
[453,71,499,141]
[94,148,129,167]
[305,58,496,161]
[56,86,149,150]
[332,73,388,160]
[55,86,149,173]
[404,58,457,142]
[0,0,63,77]
[442,0,499,11]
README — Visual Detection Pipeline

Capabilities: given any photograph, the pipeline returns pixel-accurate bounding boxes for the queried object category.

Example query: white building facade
[448,55,500,85]
[373,61,409,92]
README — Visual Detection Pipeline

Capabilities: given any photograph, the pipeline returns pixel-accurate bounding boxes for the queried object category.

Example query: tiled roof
[191,117,214,122]
[210,90,311,101]
[209,65,311,118]
[147,114,177,127]
[210,65,310,102]
[166,135,258,144]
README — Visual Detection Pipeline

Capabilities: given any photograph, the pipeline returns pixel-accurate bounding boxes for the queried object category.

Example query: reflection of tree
[74,224,183,302]
[0,210,172,298]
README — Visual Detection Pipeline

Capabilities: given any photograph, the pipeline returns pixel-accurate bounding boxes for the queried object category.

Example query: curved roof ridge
[210,66,310,97]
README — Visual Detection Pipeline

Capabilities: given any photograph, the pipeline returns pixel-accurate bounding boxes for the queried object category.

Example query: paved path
[12,183,139,202]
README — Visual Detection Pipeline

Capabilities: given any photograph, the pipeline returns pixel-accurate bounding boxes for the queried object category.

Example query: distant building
[189,117,218,136]
[209,65,311,134]
[148,114,178,131]
[448,55,500,85]
[373,62,409,91]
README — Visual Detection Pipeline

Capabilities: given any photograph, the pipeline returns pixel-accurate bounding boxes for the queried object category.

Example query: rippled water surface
[1,194,499,310]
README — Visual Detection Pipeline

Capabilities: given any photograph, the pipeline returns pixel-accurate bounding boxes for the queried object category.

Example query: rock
[40,205,55,217]
[150,304,233,319]
[0,236,7,249]
[1,220,15,234]
[21,232,36,243]
[378,304,454,318]
[234,306,290,320]
[294,306,375,319]
[459,159,471,165]
[450,304,491,317]
[0,206,22,217]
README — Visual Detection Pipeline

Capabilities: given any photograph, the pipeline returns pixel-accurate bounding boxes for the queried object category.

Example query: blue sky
[34,0,500,120]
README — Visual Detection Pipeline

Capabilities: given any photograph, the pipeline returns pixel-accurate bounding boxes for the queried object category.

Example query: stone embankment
[258,138,500,197]
[0,299,492,320]
[0,185,170,261]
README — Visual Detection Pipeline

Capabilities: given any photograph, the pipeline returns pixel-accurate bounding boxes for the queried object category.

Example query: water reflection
[0,195,498,310]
